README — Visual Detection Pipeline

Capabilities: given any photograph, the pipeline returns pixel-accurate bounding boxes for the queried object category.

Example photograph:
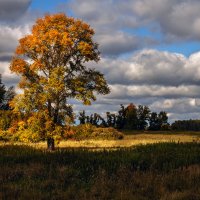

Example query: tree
[10,13,110,149]
[0,75,6,105]
[149,111,169,130]
[136,105,150,130]
[78,110,87,124]
[105,112,116,127]
[116,104,127,129]
[149,112,159,130]
[158,111,169,130]
[124,103,138,130]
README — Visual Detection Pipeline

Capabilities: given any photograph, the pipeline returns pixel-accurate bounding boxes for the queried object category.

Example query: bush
[91,127,124,140]
[72,124,124,140]
[72,123,95,140]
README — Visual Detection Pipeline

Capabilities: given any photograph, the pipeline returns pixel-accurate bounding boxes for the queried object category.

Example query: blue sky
[30,0,69,13]
[1,0,200,122]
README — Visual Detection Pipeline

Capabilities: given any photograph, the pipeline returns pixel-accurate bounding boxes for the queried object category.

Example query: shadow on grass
[1,143,200,199]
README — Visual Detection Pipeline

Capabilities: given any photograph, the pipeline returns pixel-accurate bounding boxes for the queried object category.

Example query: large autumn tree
[10,13,110,148]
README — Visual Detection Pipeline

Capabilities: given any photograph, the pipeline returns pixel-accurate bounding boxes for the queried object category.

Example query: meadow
[3,131,199,149]
[1,132,200,200]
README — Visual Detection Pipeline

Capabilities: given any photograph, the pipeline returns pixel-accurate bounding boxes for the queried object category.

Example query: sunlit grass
[1,132,199,149]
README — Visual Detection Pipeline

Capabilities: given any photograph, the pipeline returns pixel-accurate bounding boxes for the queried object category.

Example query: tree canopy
[10,13,110,147]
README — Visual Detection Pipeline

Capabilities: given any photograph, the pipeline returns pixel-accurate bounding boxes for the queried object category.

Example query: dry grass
[56,134,200,148]
[1,133,199,149]
[1,143,200,199]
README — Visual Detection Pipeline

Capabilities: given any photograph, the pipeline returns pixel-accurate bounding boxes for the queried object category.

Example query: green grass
[1,143,200,199]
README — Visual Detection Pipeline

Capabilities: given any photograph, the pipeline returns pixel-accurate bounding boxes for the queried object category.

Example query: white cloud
[96,32,140,56]
[94,49,200,87]
[0,25,30,58]
[68,0,200,43]
[0,61,19,87]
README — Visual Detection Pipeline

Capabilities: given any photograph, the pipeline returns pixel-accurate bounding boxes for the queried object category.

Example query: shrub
[91,127,124,140]
[72,123,96,140]
[72,124,124,140]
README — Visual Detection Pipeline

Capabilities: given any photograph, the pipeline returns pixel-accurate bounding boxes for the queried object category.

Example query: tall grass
[1,143,200,199]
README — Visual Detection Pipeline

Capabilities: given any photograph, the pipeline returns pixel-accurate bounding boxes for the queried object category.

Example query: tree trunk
[47,138,55,151]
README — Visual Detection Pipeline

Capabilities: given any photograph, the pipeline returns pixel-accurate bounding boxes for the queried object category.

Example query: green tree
[10,14,110,149]
[116,104,127,129]
[149,111,169,130]
[0,75,6,105]
[137,105,150,130]
[78,110,87,124]
[124,103,138,130]
[149,112,159,130]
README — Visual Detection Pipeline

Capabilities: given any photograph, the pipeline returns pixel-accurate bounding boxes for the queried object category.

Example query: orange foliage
[10,58,27,74]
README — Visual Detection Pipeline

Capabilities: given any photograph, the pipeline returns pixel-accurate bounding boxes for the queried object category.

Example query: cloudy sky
[1,0,200,122]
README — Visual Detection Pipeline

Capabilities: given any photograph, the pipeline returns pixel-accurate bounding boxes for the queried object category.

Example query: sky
[1,0,200,122]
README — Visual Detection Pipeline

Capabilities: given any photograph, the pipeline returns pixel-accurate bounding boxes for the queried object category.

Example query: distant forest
[78,104,200,131]
[78,103,169,131]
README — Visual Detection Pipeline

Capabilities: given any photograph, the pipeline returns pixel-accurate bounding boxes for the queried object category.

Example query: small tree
[124,103,138,130]
[10,14,110,149]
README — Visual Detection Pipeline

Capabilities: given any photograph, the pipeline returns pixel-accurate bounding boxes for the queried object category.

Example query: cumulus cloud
[94,49,200,87]
[68,0,139,30]
[0,0,32,22]
[0,25,30,88]
[0,61,19,87]
[128,0,200,40]
[68,0,200,44]
[0,25,30,62]
[105,85,200,99]
[96,32,140,56]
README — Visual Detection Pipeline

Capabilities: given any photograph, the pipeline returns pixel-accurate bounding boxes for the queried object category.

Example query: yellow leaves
[61,32,73,47]
[46,66,65,94]
[45,120,54,131]
[18,121,26,131]
[9,94,25,113]
[83,99,91,106]
[78,41,93,55]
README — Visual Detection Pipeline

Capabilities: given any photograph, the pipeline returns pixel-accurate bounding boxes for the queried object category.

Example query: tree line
[78,103,170,131]
[171,120,200,131]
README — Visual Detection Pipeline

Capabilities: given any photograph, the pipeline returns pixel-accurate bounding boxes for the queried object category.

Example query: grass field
[1,132,200,199]
[1,131,199,149]
[1,143,200,199]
